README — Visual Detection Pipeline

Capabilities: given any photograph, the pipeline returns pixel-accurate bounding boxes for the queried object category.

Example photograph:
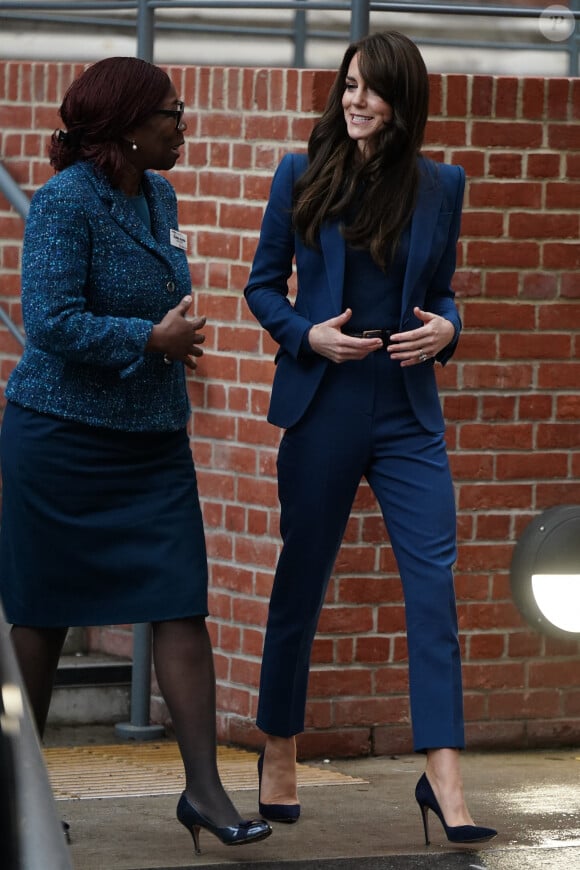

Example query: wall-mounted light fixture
[510,505,580,639]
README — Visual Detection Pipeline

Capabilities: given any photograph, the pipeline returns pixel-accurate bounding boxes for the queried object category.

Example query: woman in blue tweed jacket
[7,159,194,431]
[0,57,270,854]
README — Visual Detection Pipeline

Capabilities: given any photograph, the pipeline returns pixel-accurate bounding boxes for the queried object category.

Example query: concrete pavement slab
[42,732,580,870]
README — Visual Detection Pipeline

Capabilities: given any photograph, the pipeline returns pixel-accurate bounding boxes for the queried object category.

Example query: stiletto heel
[415,773,497,846]
[186,820,201,856]
[257,750,300,823]
[418,802,430,845]
[176,792,271,855]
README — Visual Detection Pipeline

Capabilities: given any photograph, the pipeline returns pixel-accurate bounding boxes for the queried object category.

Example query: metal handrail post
[1,604,74,870]
[350,0,370,41]
[0,162,28,345]
[137,0,154,62]
[115,623,165,740]
[0,306,25,346]
[293,0,307,68]
[0,161,30,220]
[570,0,579,76]
[125,0,162,743]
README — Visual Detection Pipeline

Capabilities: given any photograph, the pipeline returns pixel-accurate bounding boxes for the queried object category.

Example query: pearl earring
[131,140,137,151]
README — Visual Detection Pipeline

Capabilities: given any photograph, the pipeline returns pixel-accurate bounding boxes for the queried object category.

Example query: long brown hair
[48,57,171,187]
[293,31,429,268]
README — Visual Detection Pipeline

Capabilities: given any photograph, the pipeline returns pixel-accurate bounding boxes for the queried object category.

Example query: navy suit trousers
[256,349,465,752]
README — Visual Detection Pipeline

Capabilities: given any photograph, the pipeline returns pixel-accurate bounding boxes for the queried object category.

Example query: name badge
[170,229,187,251]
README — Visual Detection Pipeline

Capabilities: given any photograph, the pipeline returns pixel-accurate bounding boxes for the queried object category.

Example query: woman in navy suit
[0,57,270,854]
[245,31,496,845]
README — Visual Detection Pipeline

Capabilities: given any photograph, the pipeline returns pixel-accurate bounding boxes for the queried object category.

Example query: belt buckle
[362,328,389,349]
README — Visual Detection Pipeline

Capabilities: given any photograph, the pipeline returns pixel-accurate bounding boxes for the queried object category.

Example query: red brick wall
[1,61,579,757]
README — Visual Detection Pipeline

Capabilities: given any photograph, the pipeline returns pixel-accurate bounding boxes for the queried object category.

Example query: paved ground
[43,727,580,870]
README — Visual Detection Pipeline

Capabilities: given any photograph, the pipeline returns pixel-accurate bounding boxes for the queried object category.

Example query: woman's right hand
[147,295,206,370]
[308,308,382,363]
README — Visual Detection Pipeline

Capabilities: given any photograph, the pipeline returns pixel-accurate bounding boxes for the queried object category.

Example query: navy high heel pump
[415,773,497,846]
[257,751,300,823]
[176,792,271,855]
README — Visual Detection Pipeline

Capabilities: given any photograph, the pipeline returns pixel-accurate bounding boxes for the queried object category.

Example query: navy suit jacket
[245,153,465,433]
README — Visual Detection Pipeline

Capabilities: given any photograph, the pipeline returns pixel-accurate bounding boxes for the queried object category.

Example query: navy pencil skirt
[0,401,208,627]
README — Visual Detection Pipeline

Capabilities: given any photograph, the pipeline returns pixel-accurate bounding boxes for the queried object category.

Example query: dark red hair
[49,56,171,186]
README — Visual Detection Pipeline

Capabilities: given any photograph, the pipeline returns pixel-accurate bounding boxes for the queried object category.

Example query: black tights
[10,625,68,738]
[10,617,241,825]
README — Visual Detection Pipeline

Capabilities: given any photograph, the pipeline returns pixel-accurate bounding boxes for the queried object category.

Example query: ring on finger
[418,351,428,363]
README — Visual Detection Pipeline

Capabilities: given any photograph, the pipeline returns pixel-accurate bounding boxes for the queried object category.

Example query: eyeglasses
[151,100,185,130]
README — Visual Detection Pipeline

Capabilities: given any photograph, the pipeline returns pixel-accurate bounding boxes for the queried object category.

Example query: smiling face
[342,52,393,156]
[128,83,186,174]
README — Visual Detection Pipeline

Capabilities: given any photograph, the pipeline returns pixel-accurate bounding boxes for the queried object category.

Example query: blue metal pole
[122,1,162,743]
[570,0,579,76]
[115,624,165,740]
[293,0,307,68]
[136,0,154,62]
[0,162,30,220]
[1,604,74,870]
[350,0,370,41]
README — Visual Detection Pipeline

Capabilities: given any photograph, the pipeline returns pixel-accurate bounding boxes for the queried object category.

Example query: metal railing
[0,1,578,73]
[0,603,74,870]
[0,162,28,343]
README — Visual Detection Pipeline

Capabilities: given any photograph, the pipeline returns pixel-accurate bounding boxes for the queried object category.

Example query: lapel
[318,156,443,320]
[400,158,443,316]
[79,162,174,269]
[320,219,346,311]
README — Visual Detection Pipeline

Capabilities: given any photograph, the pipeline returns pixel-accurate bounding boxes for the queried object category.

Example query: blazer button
[166,280,175,293]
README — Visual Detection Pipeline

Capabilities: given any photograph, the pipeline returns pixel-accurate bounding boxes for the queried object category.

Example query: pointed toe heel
[415,773,497,846]
[176,792,272,855]
[257,751,301,823]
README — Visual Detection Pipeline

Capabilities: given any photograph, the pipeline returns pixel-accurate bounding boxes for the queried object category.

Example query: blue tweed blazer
[6,162,192,431]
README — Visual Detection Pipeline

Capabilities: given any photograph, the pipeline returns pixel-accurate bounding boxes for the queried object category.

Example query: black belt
[342,328,394,349]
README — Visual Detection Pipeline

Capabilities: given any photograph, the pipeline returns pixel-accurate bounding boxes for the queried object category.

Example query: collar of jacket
[76,161,177,269]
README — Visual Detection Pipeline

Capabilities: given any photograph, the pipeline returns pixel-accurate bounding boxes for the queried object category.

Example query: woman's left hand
[387,307,455,367]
